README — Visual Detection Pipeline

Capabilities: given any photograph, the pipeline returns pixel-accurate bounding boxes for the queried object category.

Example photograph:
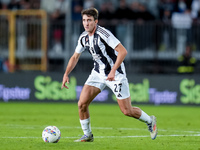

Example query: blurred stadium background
[0,0,200,105]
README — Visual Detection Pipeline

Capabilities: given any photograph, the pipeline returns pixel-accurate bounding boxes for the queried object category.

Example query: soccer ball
[42,126,61,143]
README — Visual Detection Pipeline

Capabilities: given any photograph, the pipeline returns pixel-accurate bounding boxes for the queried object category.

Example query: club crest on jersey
[86,37,88,42]
[85,37,89,45]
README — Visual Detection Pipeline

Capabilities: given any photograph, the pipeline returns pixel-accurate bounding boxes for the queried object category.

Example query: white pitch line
[1,124,200,134]
[1,134,200,139]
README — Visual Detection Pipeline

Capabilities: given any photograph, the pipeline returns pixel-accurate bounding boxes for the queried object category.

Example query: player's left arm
[106,43,127,81]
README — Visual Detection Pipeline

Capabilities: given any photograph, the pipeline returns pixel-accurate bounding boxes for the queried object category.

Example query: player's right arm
[62,31,86,89]
[61,52,81,89]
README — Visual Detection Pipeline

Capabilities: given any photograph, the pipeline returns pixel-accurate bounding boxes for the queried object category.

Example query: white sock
[80,118,92,136]
[139,110,152,124]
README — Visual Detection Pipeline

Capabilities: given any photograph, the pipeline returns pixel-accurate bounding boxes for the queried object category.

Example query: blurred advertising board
[0,72,200,105]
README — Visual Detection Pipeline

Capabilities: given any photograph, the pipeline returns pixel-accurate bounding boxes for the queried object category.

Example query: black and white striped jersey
[75,25,126,76]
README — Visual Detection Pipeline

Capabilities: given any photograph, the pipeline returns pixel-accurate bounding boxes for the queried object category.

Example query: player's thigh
[117,96,132,112]
[79,84,101,105]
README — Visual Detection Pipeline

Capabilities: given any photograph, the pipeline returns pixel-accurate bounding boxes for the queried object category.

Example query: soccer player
[61,7,157,142]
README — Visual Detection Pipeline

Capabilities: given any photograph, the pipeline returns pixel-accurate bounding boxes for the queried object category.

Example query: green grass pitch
[0,102,200,150]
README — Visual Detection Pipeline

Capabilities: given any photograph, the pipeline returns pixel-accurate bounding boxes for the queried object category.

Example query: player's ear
[95,19,98,24]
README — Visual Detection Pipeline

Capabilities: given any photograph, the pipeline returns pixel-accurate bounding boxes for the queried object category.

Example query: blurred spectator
[174,0,192,13]
[159,8,174,51]
[1,0,10,7]
[142,0,158,17]
[72,0,83,21]
[50,0,69,54]
[98,1,116,34]
[40,0,57,14]
[129,1,140,20]
[136,3,155,22]
[177,45,197,73]
[157,0,193,52]
[172,8,193,52]
[132,3,155,50]
[51,0,68,20]
[0,58,9,72]
[191,0,200,50]
[19,0,31,9]
[158,0,175,21]
[98,2,109,23]
[191,0,200,20]
[161,8,172,24]
[126,0,158,18]
[174,0,187,12]
[0,0,9,10]
[30,0,40,9]
[7,0,21,10]
[54,0,69,14]
[114,0,132,44]
[83,0,94,9]
[114,0,132,20]
[99,2,115,21]
[157,0,174,51]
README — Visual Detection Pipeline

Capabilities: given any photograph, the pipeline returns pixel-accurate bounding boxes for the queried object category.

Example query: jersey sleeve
[97,26,120,49]
[75,35,85,53]
[102,29,120,49]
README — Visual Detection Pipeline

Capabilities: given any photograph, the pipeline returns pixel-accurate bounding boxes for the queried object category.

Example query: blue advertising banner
[0,72,200,105]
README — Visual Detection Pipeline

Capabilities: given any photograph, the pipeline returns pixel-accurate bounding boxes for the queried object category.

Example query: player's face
[82,15,97,34]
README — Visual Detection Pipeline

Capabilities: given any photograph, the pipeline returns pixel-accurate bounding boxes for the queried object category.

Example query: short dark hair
[81,8,98,20]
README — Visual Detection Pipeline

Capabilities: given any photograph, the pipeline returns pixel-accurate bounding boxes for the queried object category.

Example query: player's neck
[88,25,97,36]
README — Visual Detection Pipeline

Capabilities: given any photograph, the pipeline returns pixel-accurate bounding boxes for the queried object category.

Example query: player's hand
[61,75,69,89]
[106,70,115,81]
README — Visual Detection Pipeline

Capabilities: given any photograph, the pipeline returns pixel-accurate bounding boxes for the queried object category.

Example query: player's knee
[78,101,88,112]
[121,109,131,117]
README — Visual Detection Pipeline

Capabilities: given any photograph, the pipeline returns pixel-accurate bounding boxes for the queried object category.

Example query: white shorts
[85,70,130,100]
